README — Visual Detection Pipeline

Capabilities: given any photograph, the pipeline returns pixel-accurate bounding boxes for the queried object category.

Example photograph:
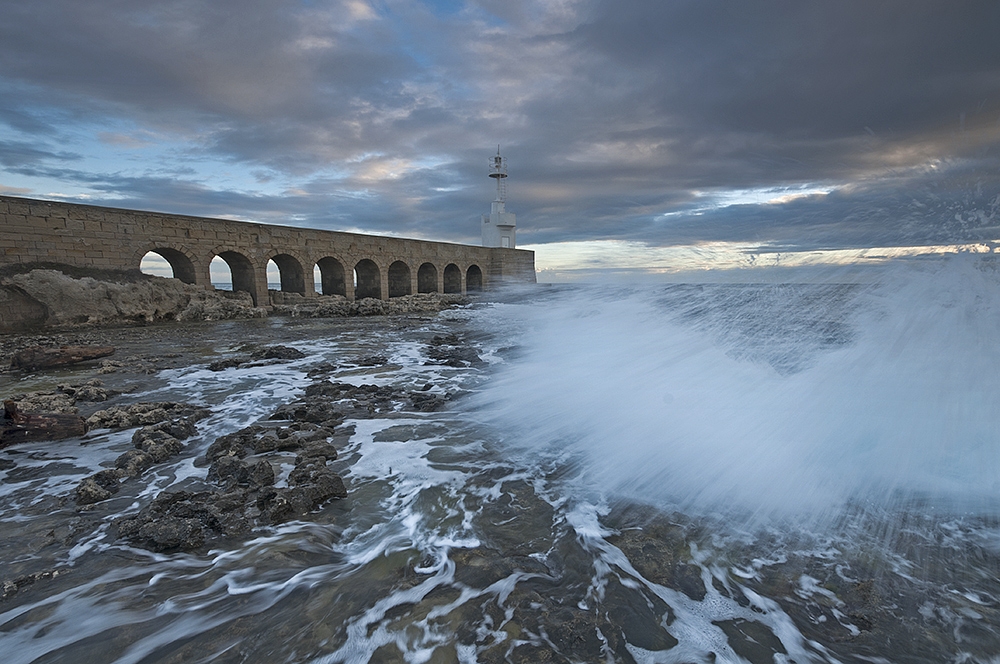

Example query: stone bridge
[0,196,535,306]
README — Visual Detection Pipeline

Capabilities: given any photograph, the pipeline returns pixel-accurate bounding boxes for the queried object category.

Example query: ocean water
[2,256,1000,662]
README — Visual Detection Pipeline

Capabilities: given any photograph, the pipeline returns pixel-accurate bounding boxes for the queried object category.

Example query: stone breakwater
[0,268,469,333]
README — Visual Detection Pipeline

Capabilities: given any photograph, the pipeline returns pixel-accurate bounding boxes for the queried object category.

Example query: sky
[2,0,1000,281]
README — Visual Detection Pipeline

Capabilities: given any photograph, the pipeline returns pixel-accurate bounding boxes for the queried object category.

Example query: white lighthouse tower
[481,146,516,248]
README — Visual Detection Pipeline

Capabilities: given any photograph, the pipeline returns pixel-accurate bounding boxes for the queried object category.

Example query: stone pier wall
[0,196,536,306]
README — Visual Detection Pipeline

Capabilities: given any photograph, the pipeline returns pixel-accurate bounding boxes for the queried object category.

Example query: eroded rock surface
[115,422,347,552]
[1,269,264,331]
[76,403,210,504]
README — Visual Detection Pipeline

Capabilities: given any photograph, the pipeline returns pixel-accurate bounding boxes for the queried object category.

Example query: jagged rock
[9,392,78,415]
[86,402,210,430]
[249,345,305,361]
[115,490,251,552]
[119,421,346,552]
[57,379,118,403]
[410,391,447,412]
[270,400,345,424]
[208,345,306,371]
[1,269,264,331]
[75,403,209,504]
[207,357,244,372]
[75,477,116,505]
[425,333,483,367]
[207,456,275,489]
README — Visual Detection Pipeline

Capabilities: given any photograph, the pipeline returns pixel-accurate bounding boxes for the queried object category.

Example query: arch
[216,251,258,305]
[354,259,381,300]
[443,263,462,294]
[316,257,346,296]
[268,253,305,294]
[466,264,483,292]
[417,262,438,293]
[388,261,411,298]
[139,247,197,284]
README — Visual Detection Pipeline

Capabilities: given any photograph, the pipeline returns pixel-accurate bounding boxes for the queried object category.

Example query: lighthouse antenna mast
[489,145,507,203]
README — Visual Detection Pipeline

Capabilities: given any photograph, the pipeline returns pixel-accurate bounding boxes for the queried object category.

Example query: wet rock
[205,426,261,462]
[450,547,549,589]
[208,357,243,371]
[98,360,124,374]
[282,379,444,419]
[296,440,339,461]
[75,477,116,505]
[270,400,345,425]
[10,392,78,415]
[115,490,251,552]
[356,354,388,366]
[114,449,155,477]
[606,525,707,601]
[714,619,787,663]
[0,569,66,602]
[0,458,15,471]
[208,345,306,371]
[76,403,209,504]
[409,391,447,412]
[603,577,677,652]
[86,402,210,430]
[57,379,119,403]
[424,334,482,367]
[9,345,115,371]
[119,420,347,552]
[306,362,339,377]
[131,428,183,463]
[208,456,275,489]
[249,345,306,361]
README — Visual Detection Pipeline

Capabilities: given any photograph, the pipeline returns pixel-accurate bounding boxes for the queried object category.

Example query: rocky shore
[0,266,469,333]
[0,316,481,557]
[1,303,996,662]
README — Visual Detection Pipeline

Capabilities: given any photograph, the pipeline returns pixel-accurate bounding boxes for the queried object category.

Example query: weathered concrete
[0,196,536,306]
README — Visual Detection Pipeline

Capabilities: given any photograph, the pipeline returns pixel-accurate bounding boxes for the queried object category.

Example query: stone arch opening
[267,253,305,294]
[388,261,411,298]
[443,263,462,294]
[214,251,258,305]
[466,264,483,292]
[139,248,196,284]
[315,257,346,296]
[417,262,438,293]
[354,259,381,300]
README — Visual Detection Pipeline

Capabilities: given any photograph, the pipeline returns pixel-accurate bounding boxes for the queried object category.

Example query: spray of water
[473,256,1000,522]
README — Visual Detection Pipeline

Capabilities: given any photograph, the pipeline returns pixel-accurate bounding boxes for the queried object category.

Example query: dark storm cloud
[1,0,998,255]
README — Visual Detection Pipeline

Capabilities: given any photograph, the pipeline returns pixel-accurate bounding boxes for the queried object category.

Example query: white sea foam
[470,256,1000,520]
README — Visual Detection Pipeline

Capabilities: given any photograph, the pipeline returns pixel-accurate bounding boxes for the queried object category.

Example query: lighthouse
[481,147,516,248]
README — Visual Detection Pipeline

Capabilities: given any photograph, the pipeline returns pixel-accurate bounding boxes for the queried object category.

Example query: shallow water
[2,260,1000,662]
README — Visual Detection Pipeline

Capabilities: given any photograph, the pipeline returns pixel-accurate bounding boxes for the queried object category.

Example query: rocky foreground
[1,331,480,557]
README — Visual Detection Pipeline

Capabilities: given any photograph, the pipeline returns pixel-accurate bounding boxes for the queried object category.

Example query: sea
[2,255,1000,662]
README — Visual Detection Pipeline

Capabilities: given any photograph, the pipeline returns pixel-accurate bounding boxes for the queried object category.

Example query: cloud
[1,0,999,268]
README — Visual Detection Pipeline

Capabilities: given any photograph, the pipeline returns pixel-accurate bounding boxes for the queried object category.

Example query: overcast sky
[2,0,999,278]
